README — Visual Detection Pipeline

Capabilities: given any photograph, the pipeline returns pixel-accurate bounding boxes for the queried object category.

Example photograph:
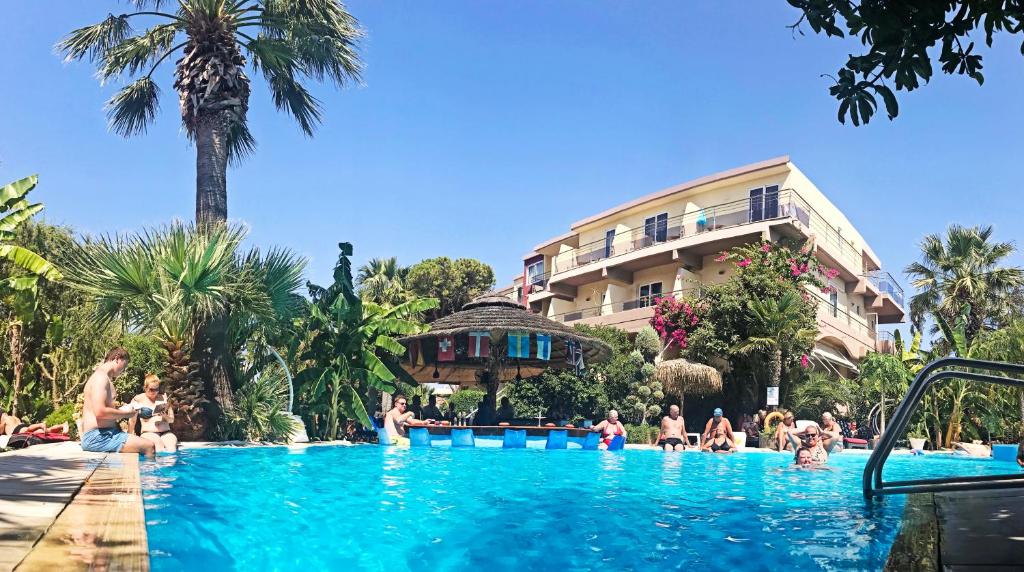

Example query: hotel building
[503,156,904,377]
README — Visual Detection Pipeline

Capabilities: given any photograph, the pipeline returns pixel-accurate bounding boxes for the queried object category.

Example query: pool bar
[377,425,625,450]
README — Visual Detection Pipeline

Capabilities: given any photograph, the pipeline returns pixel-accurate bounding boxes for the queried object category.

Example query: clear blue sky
[2,1,1022,331]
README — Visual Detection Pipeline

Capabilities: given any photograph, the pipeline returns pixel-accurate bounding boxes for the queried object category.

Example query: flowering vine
[651,295,702,349]
[714,239,838,295]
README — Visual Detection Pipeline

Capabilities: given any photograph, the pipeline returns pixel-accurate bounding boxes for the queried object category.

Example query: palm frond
[105,76,161,136]
[58,14,134,62]
[0,175,39,208]
[99,24,180,80]
[267,70,322,135]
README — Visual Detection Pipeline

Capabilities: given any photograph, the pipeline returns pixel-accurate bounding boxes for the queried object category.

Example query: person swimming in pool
[788,426,828,464]
[795,446,815,468]
[591,410,627,449]
[701,427,734,453]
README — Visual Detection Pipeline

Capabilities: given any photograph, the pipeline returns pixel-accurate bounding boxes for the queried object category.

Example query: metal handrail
[862,357,1024,499]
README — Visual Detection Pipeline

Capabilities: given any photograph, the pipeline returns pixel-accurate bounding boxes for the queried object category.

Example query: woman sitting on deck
[128,374,178,453]
[775,412,799,452]
[701,427,734,453]
[591,410,626,450]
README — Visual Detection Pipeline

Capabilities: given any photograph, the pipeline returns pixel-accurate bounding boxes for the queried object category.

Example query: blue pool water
[140,446,1017,571]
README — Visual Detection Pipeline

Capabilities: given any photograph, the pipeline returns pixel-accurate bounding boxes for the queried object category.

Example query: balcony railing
[549,287,702,323]
[550,189,864,275]
[526,271,550,292]
[864,271,905,308]
[814,292,878,343]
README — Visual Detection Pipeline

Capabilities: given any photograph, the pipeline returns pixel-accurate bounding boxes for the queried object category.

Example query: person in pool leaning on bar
[384,394,431,445]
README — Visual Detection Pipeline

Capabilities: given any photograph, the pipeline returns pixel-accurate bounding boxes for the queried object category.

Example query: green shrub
[219,368,296,443]
[114,334,166,401]
[634,325,661,361]
[44,403,78,438]
[624,423,659,445]
[447,389,485,415]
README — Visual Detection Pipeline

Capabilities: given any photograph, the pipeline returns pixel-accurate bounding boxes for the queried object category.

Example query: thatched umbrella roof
[400,294,612,384]
[655,358,723,396]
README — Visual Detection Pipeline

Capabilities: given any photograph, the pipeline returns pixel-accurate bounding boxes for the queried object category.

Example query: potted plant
[907,423,927,451]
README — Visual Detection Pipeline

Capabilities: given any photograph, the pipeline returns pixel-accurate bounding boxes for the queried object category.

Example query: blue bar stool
[607,435,625,451]
[451,428,476,447]
[582,432,601,450]
[546,429,568,449]
[409,427,431,447]
[503,429,527,448]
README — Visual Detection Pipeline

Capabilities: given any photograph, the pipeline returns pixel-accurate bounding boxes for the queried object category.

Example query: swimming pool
[140,446,1016,571]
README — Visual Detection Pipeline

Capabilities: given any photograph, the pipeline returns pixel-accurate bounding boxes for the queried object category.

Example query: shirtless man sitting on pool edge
[80,347,155,457]
[657,405,688,452]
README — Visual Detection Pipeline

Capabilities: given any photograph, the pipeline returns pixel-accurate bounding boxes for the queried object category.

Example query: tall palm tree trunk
[195,113,230,225]
[194,314,235,423]
[193,112,234,431]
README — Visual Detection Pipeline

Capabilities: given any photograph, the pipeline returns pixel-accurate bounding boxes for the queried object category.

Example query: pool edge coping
[15,452,149,572]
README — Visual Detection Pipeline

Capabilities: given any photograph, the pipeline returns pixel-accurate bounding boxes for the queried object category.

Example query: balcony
[549,288,700,332]
[863,270,906,324]
[815,295,879,359]
[548,190,866,287]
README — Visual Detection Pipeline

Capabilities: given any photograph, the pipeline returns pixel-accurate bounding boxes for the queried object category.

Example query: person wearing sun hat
[701,407,734,447]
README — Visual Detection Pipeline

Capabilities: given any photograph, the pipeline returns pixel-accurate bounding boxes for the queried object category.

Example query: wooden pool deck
[0,442,147,571]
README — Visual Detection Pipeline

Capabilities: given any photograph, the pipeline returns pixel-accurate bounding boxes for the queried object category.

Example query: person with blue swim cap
[701,407,734,447]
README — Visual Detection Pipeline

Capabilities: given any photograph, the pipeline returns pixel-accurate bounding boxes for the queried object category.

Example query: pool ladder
[863,357,1024,500]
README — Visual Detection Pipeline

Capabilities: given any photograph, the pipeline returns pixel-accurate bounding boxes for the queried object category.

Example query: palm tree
[1,175,63,416]
[59,1,363,225]
[295,243,437,440]
[905,225,1024,343]
[733,291,817,388]
[61,221,305,438]
[356,257,409,306]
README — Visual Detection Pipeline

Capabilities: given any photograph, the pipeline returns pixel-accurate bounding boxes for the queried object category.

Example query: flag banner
[508,332,530,358]
[536,334,551,360]
[566,339,585,376]
[408,339,425,366]
[468,331,491,358]
[437,335,455,361]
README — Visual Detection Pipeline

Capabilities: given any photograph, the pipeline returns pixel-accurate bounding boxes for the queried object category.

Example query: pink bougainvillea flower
[738,258,752,268]
[801,354,810,368]
[714,251,728,262]
[761,243,772,253]
[790,265,801,276]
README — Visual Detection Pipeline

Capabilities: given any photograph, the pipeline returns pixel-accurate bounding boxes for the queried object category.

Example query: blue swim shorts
[81,427,129,453]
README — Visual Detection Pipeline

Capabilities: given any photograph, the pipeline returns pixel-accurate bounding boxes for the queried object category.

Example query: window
[764,185,779,219]
[750,185,780,222]
[644,213,668,244]
[604,229,615,258]
[526,260,545,285]
[638,282,663,307]
[749,188,764,222]
[830,288,838,318]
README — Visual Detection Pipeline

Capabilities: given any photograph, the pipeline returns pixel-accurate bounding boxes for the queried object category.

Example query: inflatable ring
[763,411,784,426]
